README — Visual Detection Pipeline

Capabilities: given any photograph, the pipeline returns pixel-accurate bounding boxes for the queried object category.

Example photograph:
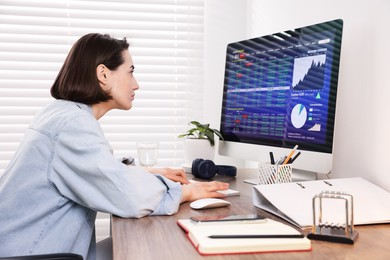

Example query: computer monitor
[218,19,343,175]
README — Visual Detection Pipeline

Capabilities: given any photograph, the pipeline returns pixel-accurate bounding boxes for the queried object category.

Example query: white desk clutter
[252,177,390,228]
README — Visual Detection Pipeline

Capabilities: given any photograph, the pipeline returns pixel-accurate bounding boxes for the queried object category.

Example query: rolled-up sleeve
[50,114,182,218]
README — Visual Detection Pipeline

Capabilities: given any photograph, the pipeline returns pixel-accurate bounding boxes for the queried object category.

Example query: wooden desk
[111,169,390,260]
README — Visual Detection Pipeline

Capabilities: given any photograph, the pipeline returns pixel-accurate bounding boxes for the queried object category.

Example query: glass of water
[137,141,159,167]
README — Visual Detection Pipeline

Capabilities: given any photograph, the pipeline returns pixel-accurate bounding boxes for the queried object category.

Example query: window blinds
[0,0,205,175]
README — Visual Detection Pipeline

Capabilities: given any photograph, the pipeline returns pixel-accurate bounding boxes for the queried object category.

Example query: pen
[282,145,298,165]
[275,156,286,165]
[269,152,275,165]
[208,234,304,239]
[289,151,301,163]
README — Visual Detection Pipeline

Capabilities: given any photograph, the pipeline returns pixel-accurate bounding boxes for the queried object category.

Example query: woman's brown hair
[51,33,129,104]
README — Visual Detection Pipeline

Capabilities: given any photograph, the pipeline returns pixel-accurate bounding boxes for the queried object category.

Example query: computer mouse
[190,198,231,210]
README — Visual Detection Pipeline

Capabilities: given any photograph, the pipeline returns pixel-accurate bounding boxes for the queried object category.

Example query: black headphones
[191,158,237,179]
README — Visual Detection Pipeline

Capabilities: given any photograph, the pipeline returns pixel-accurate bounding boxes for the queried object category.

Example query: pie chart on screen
[291,104,307,128]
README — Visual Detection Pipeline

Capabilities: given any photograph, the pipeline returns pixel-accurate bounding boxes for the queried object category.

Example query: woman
[0,33,228,259]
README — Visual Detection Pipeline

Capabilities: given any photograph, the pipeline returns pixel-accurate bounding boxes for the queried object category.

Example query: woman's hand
[146,167,190,184]
[180,181,229,203]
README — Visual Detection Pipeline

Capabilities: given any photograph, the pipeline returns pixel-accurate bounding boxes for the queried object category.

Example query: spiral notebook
[252,177,390,228]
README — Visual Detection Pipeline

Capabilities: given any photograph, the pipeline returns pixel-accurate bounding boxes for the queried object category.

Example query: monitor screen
[219,19,343,174]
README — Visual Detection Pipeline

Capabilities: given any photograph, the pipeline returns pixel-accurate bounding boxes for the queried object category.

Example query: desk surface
[111,169,390,260]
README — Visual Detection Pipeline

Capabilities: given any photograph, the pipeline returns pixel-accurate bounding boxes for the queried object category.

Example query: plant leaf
[178,121,224,144]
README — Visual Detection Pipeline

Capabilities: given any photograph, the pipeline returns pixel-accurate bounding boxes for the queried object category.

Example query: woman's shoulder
[31,100,98,136]
[44,100,93,119]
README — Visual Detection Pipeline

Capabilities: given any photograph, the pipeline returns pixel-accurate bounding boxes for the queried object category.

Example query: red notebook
[177,218,311,255]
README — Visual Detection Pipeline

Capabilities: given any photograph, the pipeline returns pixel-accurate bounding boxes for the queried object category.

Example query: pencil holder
[258,163,292,185]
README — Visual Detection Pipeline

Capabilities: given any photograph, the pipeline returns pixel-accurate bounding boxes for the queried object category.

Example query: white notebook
[177,218,311,255]
[253,177,390,228]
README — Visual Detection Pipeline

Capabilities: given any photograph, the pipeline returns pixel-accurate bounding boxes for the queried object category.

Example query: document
[252,177,390,228]
[177,218,311,255]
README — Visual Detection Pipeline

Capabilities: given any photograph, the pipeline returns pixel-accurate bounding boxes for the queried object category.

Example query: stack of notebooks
[177,218,311,255]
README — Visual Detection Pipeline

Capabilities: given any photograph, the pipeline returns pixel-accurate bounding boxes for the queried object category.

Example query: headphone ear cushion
[191,159,216,179]
[191,158,203,178]
[216,165,237,177]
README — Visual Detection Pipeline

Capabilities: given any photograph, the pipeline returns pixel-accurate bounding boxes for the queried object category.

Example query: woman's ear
[96,64,109,86]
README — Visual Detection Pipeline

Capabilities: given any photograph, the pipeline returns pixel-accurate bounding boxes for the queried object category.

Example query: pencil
[208,234,304,239]
[282,145,298,165]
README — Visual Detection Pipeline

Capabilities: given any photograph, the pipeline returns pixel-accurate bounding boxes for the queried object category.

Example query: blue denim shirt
[0,100,182,259]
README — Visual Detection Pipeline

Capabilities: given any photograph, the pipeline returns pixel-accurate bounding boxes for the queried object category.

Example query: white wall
[204,0,248,167]
[204,0,390,190]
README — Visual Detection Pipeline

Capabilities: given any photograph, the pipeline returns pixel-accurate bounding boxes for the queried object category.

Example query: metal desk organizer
[307,190,359,244]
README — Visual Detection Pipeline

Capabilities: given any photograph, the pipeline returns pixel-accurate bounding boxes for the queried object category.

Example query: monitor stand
[292,168,320,182]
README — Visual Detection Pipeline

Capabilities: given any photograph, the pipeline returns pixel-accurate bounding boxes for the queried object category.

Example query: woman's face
[106,50,139,110]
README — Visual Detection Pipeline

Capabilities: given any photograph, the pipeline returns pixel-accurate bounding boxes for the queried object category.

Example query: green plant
[178,121,224,146]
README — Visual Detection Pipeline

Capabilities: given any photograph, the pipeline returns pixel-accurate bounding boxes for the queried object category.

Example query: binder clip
[307,190,358,244]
